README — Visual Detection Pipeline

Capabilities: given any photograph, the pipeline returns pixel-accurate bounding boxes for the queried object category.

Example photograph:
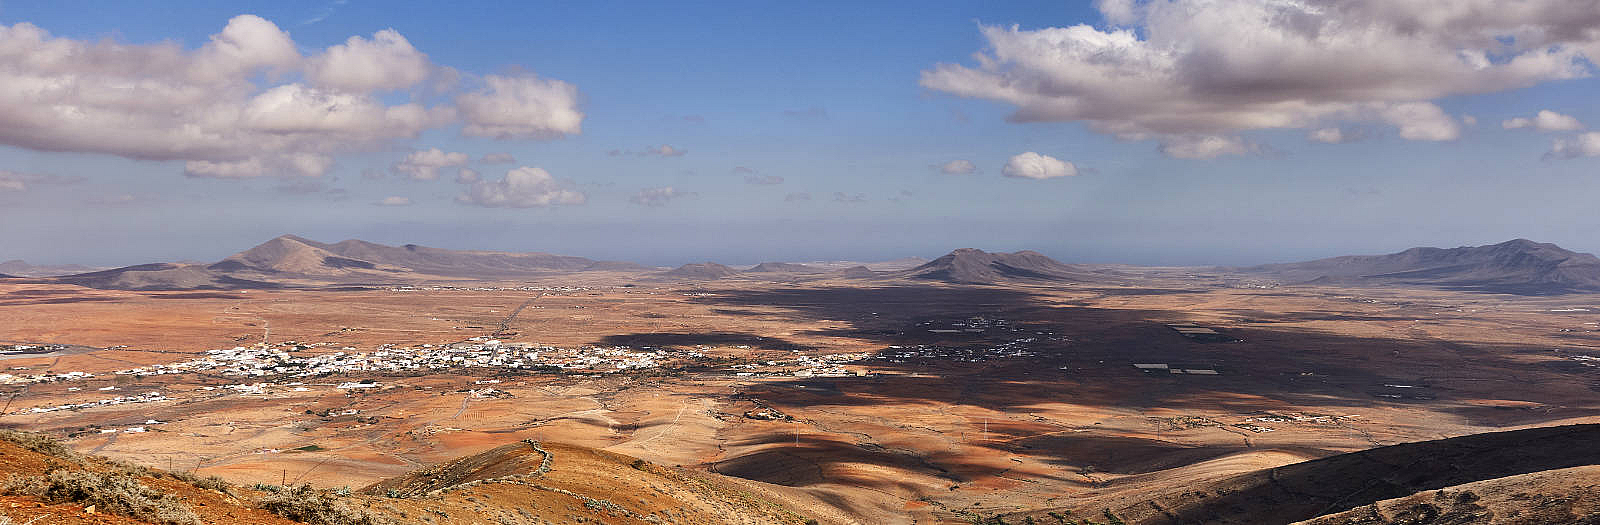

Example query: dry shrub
[188,474,232,493]
[165,469,233,494]
[2,469,199,525]
[0,429,77,460]
[260,483,390,525]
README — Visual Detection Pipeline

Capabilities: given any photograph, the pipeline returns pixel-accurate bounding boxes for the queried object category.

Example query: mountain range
[35,235,648,290]
[1239,238,1600,293]
[210,234,647,278]
[11,236,1600,294]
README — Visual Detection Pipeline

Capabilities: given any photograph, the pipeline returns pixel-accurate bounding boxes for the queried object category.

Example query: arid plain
[4,251,1600,524]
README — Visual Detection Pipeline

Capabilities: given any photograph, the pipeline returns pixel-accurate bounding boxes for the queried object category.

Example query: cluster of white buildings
[1235,412,1352,433]
[787,352,869,377]
[109,339,706,380]
[729,352,871,378]
[0,369,93,385]
[871,341,1038,364]
[0,344,66,353]
[1245,413,1348,425]
[21,390,167,414]
[918,316,1013,334]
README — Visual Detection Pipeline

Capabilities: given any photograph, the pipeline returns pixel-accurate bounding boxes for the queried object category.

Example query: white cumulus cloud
[642,145,686,157]
[922,1,1600,157]
[1503,110,1584,131]
[1378,102,1460,141]
[1549,132,1600,159]
[1307,127,1370,144]
[392,148,470,180]
[456,74,583,140]
[480,152,516,164]
[1002,152,1077,179]
[937,159,978,174]
[375,196,413,206]
[629,186,688,207]
[1159,135,1258,158]
[0,15,582,178]
[306,28,432,92]
[1308,128,1346,144]
[458,166,586,208]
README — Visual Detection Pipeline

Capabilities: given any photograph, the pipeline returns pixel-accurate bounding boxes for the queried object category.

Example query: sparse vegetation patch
[0,429,78,460]
[1,469,200,525]
[259,483,391,525]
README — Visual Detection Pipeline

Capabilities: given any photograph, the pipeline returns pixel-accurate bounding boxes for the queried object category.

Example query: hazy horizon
[4,230,1590,270]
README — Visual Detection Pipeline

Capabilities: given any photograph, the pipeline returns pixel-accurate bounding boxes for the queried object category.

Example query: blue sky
[1,1,1598,267]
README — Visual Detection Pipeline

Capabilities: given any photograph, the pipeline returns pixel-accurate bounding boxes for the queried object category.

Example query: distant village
[0,337,883,415]
[113,338,701,378]
[0,313,1086,415]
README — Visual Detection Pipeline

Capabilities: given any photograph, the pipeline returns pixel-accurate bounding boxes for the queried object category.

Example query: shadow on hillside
[687,284,1600,424]
[660,285,1600,520]
[711,432,958,490]
[1111,424,1600,525]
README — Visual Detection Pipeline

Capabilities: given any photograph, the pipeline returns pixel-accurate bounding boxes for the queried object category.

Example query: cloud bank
[0,15,583,178]
[1549,132,1600,158]
[923,0,1600,157]
[392,148,469,180]
[458,167,586,208]
[0,170,83,192]
[629,186,688,207]
[937,159,978,174]
[1504,110,1584,131]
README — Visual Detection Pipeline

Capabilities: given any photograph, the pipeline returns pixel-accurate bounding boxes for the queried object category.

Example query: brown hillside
[1242,239,1600,294]
[0,431,299,525]
[366,440,813,525]
[0,431,813,525]
[1293,465,1600,525]
[1012,424,1600,525]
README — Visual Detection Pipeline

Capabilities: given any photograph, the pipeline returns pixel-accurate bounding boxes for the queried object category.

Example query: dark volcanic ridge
[658,261,885,282]
[1241,238,1600,294]
[795,256,927,272]
[898,248,1109,285]
[48,263,282,291]
[744,262,825,274]
[42,235,647,290]
[661,262,741,280]
[213,234,646,277]
[0,259,109,278]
